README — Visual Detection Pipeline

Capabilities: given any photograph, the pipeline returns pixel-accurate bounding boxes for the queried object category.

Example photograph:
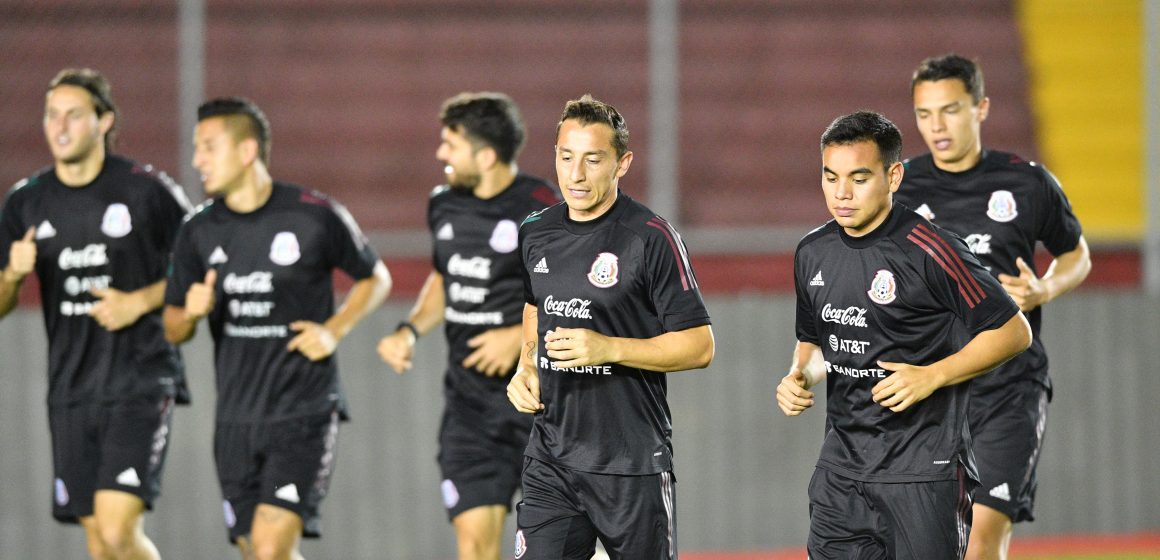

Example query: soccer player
[0,68,191,560]
[376,92,559,560]
[896,54,1091,560]
[162,97,391,560]
[506,95,715,559]
[776,111,1032,559]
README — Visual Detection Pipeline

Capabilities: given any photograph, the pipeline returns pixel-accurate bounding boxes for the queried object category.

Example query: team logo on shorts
[223,500,237,528]
[867,269,897,305]
[54,478,69,506]
[489,219,519,253]
[986,190,1018,223]
[587,252,619,288]
[440,479,460,509]
[514,529,527,558]
[269,232,301,266]
[101,203,133,238]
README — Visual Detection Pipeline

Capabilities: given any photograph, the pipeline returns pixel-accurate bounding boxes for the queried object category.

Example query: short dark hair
[911,53,986,104]
[197,97,272,165]
[49,68,118,151]
[820,111,903,169]
[440,92,526,164]
[555,94,629,159]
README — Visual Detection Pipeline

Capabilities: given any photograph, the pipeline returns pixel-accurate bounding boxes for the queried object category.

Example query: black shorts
[214,412,339,543]
[807,467,974,560]
[969,380,1049,522]
[514,457,676,560]
[437,406,529,521]
[49,395,175,524]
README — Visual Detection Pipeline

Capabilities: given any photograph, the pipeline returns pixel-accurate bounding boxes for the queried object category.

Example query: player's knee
[85,534,112,560]
[97,520,140,556]
[456,526,501,560]
[249,536,295,560]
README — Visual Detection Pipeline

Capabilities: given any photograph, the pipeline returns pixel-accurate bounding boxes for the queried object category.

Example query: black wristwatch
[396,321,419,340]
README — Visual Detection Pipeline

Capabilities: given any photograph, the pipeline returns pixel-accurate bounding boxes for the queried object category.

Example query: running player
[0,68,191,560]
[896,54,1091,560]
[377,92,559,560]
[776,111,1032,559]
[163,97,391,560]
[507,95,715,559]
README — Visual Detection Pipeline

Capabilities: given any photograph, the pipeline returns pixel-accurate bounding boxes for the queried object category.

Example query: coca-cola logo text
[223,271,274,294]
[820,304,868,328]
[543,295,592,320]
[58,244,108,270]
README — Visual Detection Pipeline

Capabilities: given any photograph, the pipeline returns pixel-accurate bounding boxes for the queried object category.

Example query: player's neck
[932,142,983,173]
[53,145,106,187]
[473,164,518,200]
[224,164,273,213]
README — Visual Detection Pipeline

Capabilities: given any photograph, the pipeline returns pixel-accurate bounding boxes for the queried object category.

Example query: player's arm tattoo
[525,341,537,362]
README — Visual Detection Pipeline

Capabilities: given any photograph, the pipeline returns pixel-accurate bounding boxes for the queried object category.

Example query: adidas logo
[436,223,454,241]
[208,246,228,265]
[533,257,549,274]
[36,220,57,240]
[915,203,936,221]
[809,271,824,287]
[988,482,1011,502]
[275,483,301,504]
[116,468,141,487]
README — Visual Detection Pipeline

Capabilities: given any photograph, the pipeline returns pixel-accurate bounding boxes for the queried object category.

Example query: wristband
[396,321,419,340]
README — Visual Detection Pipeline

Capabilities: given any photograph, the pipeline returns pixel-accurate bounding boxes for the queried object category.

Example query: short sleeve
[794,247,819,345]
[643,218,710,332]
[164,221,204,308]
[519,221,535,305]
[912,223,1018,335]
[1033,165,1083,256]
[0,186,27,271]
[325,199,379,280]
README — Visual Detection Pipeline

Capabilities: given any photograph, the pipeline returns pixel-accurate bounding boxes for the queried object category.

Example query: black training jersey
[165,182,379,424]
[0,155,191,406]
[428,175,559,433]
[794,204,1019,483]
[896,151,1082,394]
[519,194,711,475]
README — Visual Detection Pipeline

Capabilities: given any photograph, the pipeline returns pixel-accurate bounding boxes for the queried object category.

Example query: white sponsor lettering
[824,360,886,379]
[543,295,592,320]
[540,356,612,375]
[60,301,96,316]
[58,244,108,270]
[445,307,503,325]
[223,272,274,294]
[448,282,489,304]
[223,323,288,338]
[964,233,993,255]
[228,299,275,318]
[820,303,868,328]
[447,253,491,280]
[64,275,111,297]
[832,337,869,354]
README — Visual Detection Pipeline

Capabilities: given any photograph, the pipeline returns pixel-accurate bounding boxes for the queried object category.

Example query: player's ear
[239,137,259,166]
[615,150,633,178]
[976,96,990,123]
[887,161,904,192]
[475,145,498,171]
[98,111,115,137]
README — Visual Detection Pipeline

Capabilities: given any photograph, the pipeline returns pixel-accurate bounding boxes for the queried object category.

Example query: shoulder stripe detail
[646,217,697,292]
[913,223,986,302]
[907,224,985,308]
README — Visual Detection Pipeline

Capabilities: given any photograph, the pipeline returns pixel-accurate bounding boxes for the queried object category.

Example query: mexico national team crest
[269,231,301,266]
[986,190,1018,222]
[101,203,133,238]
[489,219,519,253]
[867,269,897,305]
[587,252,619,288]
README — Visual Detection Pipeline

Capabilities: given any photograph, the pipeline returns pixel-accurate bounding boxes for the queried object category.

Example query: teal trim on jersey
[521,208,547,227]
